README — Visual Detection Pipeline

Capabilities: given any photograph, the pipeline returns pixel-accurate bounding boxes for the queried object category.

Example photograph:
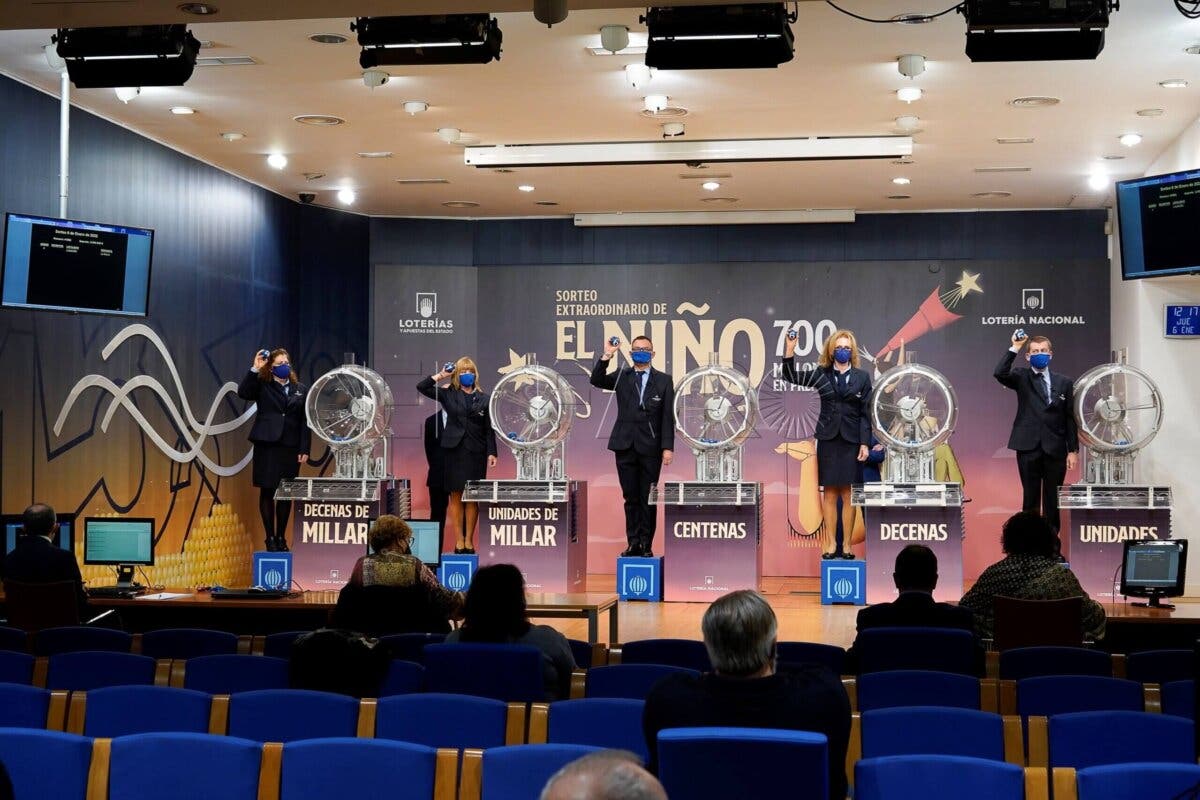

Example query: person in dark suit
[3,503,88,616]
[782,329,873,559]
[590,336,675,557]
[417,357,498,554]
[994,332,1078,539]
[238,348,311,552]
[424,411,449,527]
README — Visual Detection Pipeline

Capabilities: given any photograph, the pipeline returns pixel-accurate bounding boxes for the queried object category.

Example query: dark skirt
[816,436,861,487]
[252,442,302,489]
[443,446,487,492]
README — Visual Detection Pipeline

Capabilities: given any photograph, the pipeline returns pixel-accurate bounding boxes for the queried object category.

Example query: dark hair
[21,503,55,538]
[893,544,938,592]
[458,564,531,642]
[369,515,412,554]
[289,628,388,698]
[631,335,653,348]
[701,590,777,677]
[1001,511,1058,557]
[258,347,298,384]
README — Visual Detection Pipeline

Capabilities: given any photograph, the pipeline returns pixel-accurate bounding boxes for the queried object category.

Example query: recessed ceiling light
[1136,108,1164,117]
[442,201,480,208]
[974,166,1031,173]
[170,106,195,115]
[395,178,449,185]
[493,169,515,174]
[640,106,689,120]
[1101,155,1126,160]
[1087,172,1109,191]
[644,94,669,113]
[892,177,911,185]
[178,2,218,14]
[896,86,922,103]
[293,114,345,126]
[114,86,140,103]
[1159,79,1189,89]
[303,172,325,181]
[971,191,1012,198]
[887,195,912,200]
[699,197,738,204]
[402,101,429,115]
[309,33,348,44]
[357,151,393,158]
[702,181,721,191]
[337,188,356,205]
[1118,133,1143,147]
[679,172,732,180]
[893,115,921,133]
[267,153,287,169]
[996,137,1034,144]
[518,184,535,192]
[891,12,934,24]
[1186,45,1200,55]
[891,157,914,166]
[220,131,244,142]
[535,201,559,206]
[1009,96,1060,107]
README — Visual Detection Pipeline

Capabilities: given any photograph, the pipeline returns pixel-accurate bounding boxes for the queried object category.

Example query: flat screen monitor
[1116,170,1200,280]
[367,518,441,567]
[0,513,76,577]
[2,212,154,316]
[84,517,155,566]
[1120,539,1187,608]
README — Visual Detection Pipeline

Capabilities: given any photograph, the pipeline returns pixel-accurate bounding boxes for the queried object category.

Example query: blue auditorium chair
[227,689,360,742]
[0,650,34,684]
[1016,676,1143,718]
[861,707,1006,761]
[1048,710,1194,769]
[1162,680,1194,719]
[1074,763,1200,800]
[34,625,132,655]
[777,641,847,675]
[182,654,289,694]
[584,664,699,699]
[378,659,426,696]
[658,727,828,800]
[0,626,28,652]
[998,646,1112,680]
[423,643,544,702]
[281,738,441,800]
[45,651,157,691]
[375,693,509,750]
[620,638,710,671]
[1125,649,1193,685]
[141,628,239,659]
[476,744,601,800]
[854,627,980,676]
[0,683,52,728]
[856,754,1027,800]
[82,685,212,737]
[568,638,595,669]
[108,732,262,800]
[262,630,311,659]
[541,698,648,762]
[378,632,447,663]
[857,670,982,711]
[0,729,93,798]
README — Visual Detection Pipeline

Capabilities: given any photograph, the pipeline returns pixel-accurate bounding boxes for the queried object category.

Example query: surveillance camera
[362,69,390,89]
[661,122,685,138]
[600,24,630,53]
[298,192,316,204]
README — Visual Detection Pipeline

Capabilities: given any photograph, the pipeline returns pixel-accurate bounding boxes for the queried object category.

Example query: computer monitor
[84,517,154,587]
[0,512,76,577]
[1120,539,1187,609]
[366,518,441,567]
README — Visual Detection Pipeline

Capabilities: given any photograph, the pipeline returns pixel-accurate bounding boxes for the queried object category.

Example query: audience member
[541,751,666,800]
[288,628,389,698]
[642,589,849,800]
[959,511,1106,640]
[446,563,576,700]
[2,503,88,617]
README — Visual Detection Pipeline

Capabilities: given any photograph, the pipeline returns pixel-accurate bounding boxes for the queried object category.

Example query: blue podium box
[617,556,662,602]
[821,560,866,606]
[439,554,478,592]
[252,552,293,590]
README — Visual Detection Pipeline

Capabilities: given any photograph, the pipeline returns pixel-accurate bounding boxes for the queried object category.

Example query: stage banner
[374,258,1109,579]
[477,483,587,592]
[864,506,965,603]
[662,503,761,601]
[291,500,372,590]
[1066,508,1172,599]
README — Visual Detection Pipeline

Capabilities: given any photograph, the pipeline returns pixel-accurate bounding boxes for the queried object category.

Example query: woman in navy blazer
[782,329,873,559]
[238,348,311,552]
[417,357,498,554]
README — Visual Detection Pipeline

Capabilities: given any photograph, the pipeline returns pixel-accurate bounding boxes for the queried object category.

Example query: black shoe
[463,547,475,555]
[264,539,277,553]
[620,547,639,558]
[276,540,289,553]
[840,551,855,560]
[820,552,837,560]
[453,547,464,555]
[640,549,654,558]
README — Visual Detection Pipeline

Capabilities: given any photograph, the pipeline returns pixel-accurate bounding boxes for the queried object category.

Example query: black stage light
[642,4,795,70]
[961,0,1116,62]
[354,15,502,67]
[54,25,200,88]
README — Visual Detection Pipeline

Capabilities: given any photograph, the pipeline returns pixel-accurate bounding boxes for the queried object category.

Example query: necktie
[1042,372,1051,404]
[637,371,647,404]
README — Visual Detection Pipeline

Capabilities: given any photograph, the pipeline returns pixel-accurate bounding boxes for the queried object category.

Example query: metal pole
[59,69,69,218]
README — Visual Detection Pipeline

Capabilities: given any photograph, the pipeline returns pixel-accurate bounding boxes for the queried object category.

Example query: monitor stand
[114,564,142,590]
[1131,595,1174,611]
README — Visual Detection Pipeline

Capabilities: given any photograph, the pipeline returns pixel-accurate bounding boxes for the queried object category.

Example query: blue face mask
[459,372,476,387]
[272,364,291,379]
[833,347,852,364]
[631,350,653,365]
[1029,353,1052,369]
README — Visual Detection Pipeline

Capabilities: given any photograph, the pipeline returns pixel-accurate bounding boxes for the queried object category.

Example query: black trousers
[1016,447,1067,535]
[615,447,663,551]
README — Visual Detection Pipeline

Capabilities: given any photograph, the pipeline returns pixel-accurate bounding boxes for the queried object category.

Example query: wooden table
[526,593,619,645]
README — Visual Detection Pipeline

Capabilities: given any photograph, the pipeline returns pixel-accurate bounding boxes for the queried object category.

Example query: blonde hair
[451,356,483,391]
[818,329,860,369]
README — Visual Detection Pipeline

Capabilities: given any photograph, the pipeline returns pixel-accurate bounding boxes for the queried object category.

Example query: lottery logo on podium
[252,552,293,590]
[439,554,478,592]
[617,557,662,602]
[821,560,866,606]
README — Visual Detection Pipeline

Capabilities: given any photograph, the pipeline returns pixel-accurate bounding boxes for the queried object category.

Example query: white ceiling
[1,2,1199,218]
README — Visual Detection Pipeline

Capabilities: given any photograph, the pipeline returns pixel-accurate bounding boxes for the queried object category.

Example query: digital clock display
[1165,304,1200,338]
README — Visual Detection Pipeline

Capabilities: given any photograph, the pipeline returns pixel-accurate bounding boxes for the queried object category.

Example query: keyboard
[86,586,146,599]
[210,588,290,599]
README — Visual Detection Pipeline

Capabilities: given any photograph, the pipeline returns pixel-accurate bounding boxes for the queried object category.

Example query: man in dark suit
[591,335,675,557]
[3,503,89,616]
[994,333,1078,539]
[424,411,449,526]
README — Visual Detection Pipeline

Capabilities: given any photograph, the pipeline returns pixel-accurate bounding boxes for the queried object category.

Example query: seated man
[3,503,88,618]
[642,589,850,800]
[541,750,665,800]
[845,544,979,672]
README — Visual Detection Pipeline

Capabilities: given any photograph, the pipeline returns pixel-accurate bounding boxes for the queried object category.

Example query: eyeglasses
[631,347,652,353]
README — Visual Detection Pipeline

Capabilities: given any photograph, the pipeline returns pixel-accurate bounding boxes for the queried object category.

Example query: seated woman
[959,511,1106,640]
[333,515,464,636]
[445,563,577,701]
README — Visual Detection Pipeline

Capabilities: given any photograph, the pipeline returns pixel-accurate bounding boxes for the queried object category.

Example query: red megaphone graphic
[875,286,962,360]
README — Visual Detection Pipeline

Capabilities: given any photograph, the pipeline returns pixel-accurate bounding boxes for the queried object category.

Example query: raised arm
[238,350,268,401]
[994,332,1026,389]
[590,337,621,391]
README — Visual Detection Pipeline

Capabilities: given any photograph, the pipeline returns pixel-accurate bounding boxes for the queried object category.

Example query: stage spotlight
[354,14,502,67]
[960,0,1116,62]
[54,25,201,89]
[641,4,796,70]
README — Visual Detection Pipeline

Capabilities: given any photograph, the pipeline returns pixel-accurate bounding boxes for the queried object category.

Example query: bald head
[540,751,666,800]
